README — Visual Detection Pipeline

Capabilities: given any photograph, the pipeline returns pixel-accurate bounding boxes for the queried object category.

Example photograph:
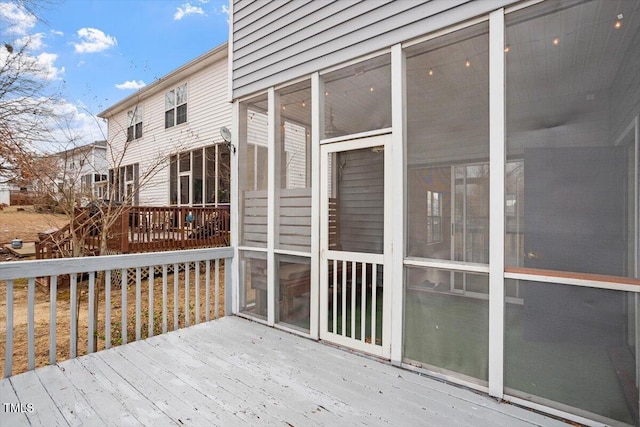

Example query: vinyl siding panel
[107,55,231,206]
[231,0,519,99]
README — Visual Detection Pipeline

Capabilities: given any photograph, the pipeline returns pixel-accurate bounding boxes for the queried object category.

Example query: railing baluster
[28,278,35,370]
[361,263,367,343]
[70,273,77,359]
[88,272,95,353]
[105,270,111,349]
[162,264,168,334]
[214,259,220,320]
[206,260,211,321]
[342,260,347,337]
[4,279,14,377]
[148,265,154,337]
[121,268,127,345]
[351,262,356,339]
[371,264,378,346]
[332,261,337,334]
[185,262,190,327]
[195,261,200,324]
[136,267,141,341]
[49,276,57,364]
[174,263,179,330]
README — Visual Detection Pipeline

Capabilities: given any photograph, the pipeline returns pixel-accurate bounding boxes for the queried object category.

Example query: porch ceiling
[0,316,568,426]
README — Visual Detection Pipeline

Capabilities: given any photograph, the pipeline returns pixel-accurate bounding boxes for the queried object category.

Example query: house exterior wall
[103,44,230,206]
[231,0,519,99]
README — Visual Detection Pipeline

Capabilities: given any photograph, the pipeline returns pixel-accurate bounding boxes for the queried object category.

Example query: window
[165,83,187,128]
[426,190,442,244]
[127,106,143,141]
[169,144,230,206]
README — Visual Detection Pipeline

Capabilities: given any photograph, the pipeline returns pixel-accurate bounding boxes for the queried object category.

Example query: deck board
[1,316,569,426]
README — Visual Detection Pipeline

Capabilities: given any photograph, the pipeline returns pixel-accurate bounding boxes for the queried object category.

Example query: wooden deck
[0,316,568,426]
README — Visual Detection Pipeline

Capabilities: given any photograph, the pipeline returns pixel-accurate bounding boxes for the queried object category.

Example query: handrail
[1,247,233,378]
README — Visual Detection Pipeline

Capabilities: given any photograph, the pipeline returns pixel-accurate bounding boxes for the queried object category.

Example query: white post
[489,8,506,399]
[390,43,406,365]
[231,101,243,315]
[267,87,277,326]
[310,72,323,340]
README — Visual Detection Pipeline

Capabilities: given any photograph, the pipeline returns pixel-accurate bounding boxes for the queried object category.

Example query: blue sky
[0,0,229,150]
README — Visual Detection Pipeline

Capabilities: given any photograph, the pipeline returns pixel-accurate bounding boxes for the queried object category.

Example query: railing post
[122,208,130,253]
[4,280,14,377]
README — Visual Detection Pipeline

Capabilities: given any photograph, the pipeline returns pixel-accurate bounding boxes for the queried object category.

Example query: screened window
[169,144,230,206]
[109,163,139,204]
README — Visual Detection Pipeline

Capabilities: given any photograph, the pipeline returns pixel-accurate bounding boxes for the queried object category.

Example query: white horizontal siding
[108,56,231,206]
[231,0,520,99]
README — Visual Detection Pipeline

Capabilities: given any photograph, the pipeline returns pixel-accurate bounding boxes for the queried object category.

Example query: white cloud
[174,3,205,21]
[220,4,229,15]
[15,33,46,51]
[51,29,64,37]
[36,100,106,153]
[73,28,117,54]
[0,2,37,35]
[34,52,64,80]
[115,80,146,90]
[0,47,64,81]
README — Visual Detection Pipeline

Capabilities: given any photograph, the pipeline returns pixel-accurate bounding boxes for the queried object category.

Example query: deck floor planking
[0,316,570,426]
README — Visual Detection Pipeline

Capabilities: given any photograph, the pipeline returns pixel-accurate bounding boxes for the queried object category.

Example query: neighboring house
[97,43,231,208]
[50,140,108,201]
[228,1,639,426]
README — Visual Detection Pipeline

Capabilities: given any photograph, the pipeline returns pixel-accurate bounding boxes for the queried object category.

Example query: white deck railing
[1,247,233,378]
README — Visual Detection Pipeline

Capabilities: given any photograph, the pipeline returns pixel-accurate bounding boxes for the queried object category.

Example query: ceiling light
[614,20,622,29]
[301,101,306,107]
[369,87,374,92]
[465,59,471,68]
[504,45,510,53]
[428,69,434,76]
[553,37,560,45]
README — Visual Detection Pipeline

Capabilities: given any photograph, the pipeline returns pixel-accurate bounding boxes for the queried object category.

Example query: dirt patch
[0,264,225,376]
[0,205,68,246]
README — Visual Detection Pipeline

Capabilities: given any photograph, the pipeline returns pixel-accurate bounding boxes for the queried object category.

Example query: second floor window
[165,83,187,128]
[127,106,143,142]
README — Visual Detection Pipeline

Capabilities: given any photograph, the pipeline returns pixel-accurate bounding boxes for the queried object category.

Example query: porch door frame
[319,132,393,359]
